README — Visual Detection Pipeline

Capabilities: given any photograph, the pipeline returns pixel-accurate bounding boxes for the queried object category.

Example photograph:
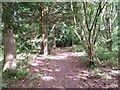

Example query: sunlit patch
[46,56,58,59]
[59,52,72,56]
[34,68,39,72]
[68,76,73,79]
[29,60,45,66]
[16,53,27,59]
[35,60,45,65]
[54,69,60,72]
[0,57,3,62]
[6,54,14,60]
[71,52,86,57]
[41,76,55,81]
[75,74,88,80]
[78,76,87,80]
[67,76,77,81]
[36,51,86,61]
[75,70,90,80]
[42,68,53,72]
[77,73,89,77]
[29,62,38,66]
[37,54,69,60]
[111,70,119,75]
[47,55,68,60]
[55,55,68,59]
[81,70,90,74]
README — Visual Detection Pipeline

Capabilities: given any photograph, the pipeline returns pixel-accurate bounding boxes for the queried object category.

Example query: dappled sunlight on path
[34,51,86,61]
[29,48,118,88]
[29,49,86,67]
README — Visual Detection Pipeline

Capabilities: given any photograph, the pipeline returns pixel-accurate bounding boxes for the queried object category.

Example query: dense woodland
[0,1,119,88]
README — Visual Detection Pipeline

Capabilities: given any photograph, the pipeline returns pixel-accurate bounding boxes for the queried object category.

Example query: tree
[38,3,48,56]
[104,3,117,51]
[2,3,16,71]
[70,1,107,65]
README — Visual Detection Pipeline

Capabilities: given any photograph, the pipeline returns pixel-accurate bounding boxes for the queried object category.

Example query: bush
[96,46,118,66]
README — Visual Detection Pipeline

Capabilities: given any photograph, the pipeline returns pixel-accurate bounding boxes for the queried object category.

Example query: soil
[4,47,119,88]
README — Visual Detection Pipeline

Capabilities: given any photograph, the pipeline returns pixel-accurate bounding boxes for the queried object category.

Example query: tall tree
[2,3,16,71]
[38,3,48,56]
[104,3,117,51]
[82,1,107,64]
[70,1,107,65]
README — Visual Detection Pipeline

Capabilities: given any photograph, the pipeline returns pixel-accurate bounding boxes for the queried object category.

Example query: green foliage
[3,68,30,80]
[16,68,30,79]
[0,47,3,58]
[16,54,31,70]
[3,55,31,83]
[3,69,17,80]
[54,23,79,47]
[80,56,89,61]
[16,30,40,54]
[93,68,100,74]
[32,73,39,82]
[97,51,117,61]
[112,29,118,52]
[89,67,100,74]
[0,83,7,88]
[96,46,118,66]
[73,45,84,52]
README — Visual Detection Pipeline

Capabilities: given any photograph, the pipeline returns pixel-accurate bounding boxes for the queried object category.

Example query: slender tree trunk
[43,28,48,56]
[105,17,112,51]
[53,31,56,49]
[43,6,48,56]
[52,25,57,50]
[39,3,44,54]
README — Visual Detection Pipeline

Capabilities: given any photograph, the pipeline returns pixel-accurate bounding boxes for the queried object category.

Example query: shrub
[96,46,118,67]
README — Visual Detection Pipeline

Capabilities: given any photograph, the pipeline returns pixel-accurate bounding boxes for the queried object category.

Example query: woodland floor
[4,47,119,88]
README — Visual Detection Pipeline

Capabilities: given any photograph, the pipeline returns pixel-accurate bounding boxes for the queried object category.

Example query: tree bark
[43,6,48,56]
[2,3,16,71]
[3,27,16,71]
[39,3,48,56]
[52,24,57,50]
[105,17,112,51]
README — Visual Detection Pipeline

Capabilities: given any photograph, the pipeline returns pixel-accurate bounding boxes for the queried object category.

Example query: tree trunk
[3,28,16,71]
[43,6,48,56]
[39,3,48,56]
[52,24,57,50]
[105,17,112,51]
[2,3,16,71]
[43,29,48,56]
[39,3,44,54]
[52,31,56,49]
[82,2,107,66]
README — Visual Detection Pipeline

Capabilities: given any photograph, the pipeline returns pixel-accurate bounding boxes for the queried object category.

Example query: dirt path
[29,48,118,88]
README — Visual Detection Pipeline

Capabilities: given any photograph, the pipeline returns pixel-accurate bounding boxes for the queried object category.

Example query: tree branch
[83,2,90,31]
